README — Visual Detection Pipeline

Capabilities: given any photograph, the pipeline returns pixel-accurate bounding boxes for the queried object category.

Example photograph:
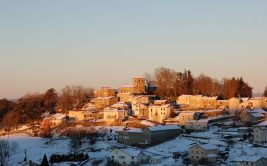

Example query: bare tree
[0,139,11,166]
[2,111,19,133]
[144,72,153,87]
[58,85,94,112]
[193,74,220,96]
[153,67,176,99]
[264,86,267,97]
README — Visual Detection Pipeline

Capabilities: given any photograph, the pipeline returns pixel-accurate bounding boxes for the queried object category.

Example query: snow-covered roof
[143,151,168,159]
[120,148,142,157]
[133,76,145,79]
[121,84,134,88]
[250,112,265,118]
[154,100,168,105]
[191,144,218,151]
[51,113,66,120]
[126,128,143,133]
[110,102,129,109]
[245,108,266,118]
[140,120,157,127]
[179,94,192,98]
[250,97,264,100]
[104,107,128,112]
[199,144,218,150]
[231,156,265,162]
[148,125,181,132]
[257,120,267,126]
[217,100,228,102]
[178,111,196,116]
[186,119,209,123]
[149,104,171,108]
[207,154,218,158]
[249,108,266,114]
[202,96,218,100]
[241,97,250,102]
[94,96,116,100]
[41,112,50,118]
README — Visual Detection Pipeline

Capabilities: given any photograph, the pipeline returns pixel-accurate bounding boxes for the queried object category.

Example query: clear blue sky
[1,1,267,98]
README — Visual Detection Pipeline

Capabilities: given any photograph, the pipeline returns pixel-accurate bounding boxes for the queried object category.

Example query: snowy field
[1,126,267,166]
[1,126,124,166]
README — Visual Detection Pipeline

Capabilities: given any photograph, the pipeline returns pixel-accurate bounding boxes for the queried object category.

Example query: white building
[103,102,129,123]
[42,113,66,128]
[254,126,267,144]
[229,97,241,114]
[68,110,96,122]
[177,111,199,126]
[188,144,219,164]
[110,148,145,165]
[148,100,174,124]
[131,95,156,118]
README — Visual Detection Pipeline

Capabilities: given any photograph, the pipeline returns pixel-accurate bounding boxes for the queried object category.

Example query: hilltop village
[1,77,267,166]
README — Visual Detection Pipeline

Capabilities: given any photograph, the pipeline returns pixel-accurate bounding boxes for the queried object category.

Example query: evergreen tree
[40,154,49,166]
[43,88,58,113]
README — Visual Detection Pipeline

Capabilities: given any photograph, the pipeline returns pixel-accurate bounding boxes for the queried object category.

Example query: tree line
[147,67,254,100]
[0,66,265,130]
[0,85,94,131]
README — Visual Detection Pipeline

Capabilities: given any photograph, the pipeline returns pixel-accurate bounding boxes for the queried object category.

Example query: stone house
[91,96,118,110]
[68,110,98,122]
[42,113,66,128]
[177,95,220,110]
[117,77,146,102]
[188,144,219,164]
[240,109,266,124]
[177,111,200,126]
[239,97,267,110]
[185,119,209,131]
[148,100,174,124]
[95,87,116,98]
[131,95,157,118]
[103,102,129,123]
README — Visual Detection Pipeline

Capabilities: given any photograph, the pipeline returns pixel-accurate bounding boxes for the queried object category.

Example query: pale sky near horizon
[1,1,267,99]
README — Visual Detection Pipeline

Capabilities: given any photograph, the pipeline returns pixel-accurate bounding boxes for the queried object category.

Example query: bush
[49,153,89,163]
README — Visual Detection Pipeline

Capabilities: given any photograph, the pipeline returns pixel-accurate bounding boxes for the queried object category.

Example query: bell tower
[132,77,145,93]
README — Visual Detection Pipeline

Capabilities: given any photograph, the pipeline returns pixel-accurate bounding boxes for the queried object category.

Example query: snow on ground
[0,126,124,166]
[1,134,70,165]
[227,141,267,164]
[2,125,267,166]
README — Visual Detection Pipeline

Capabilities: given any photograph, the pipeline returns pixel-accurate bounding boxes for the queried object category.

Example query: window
[132,157,134,160]
[119,156,125,159]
